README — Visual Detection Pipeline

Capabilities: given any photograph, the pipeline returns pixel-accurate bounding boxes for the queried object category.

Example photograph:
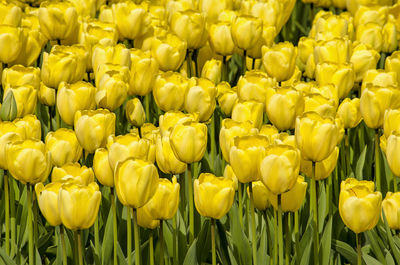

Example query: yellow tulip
[198,0,233,22]
[237,70,277,105]
[142,176,180,220]
[296,36,315,72]
[93,148,114,187]
[384,109,400,138]
[2,85,37,118]
[35,182,63,226]
[262,42,297,82]
[0,122,23,169]
[68,0,96,18]
[194,173,235,219]
[300,147,339,180]
[92,44,130,77]
[153,71,188,112]
[151,33,187,71]
[51,163,94,186]
[0,2,22,26]
[382,192,400,230]
[231,15,262,51]
[170,121,207,164]
[361,69,398,92]
[45,128,82,167]
[223,164,238,190]
[159,111,198,137]
[314,13,352,41]
[356,23,383,52]
[184,77,216,122]
[339,181,382,234]
[384,133,400,177]
[295,111,339,162]
[13,114,41,140]
[314,38,351,65]
[386,51,400,85]
[265,86,304,131]
[74,109,116,153]
[156,134,187,175]
[336,98,362,129]
[137,207,160,229]
[6,139,51,185]
[260,144,300,194]
[259,124,279,139]
[59,182,101,230]
[303,93,337,119]
[268,175,307,212]
[129,49,158,96]
[382,20,398,53]
[246,181,270,211]
[95,70,128,111]
[37,82,55,106]
[230,135,269,183]
[201,59,222,84]
[350,42,380,82]
[1,65,40,90]
[216,82,238,116]
[114,158,159,208]
[341,177,375,192]
[354,5,388,27]
[0,25,24,64]
[208,22,235,56]
[125,98,146,127]
[231,100,264,129]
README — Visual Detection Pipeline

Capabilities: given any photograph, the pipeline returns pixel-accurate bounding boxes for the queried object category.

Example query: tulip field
[2,0,400,265]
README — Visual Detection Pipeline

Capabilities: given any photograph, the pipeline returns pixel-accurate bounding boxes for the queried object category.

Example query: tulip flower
[51,163,94,186]
[300,147,339,180]
[13,114,41,140]
[237,70,277,105]
[93,148,114,187]
[95,70,128,111]
[216,82,238,116]
[153,71,188,112]
[151,33,187,71]
[201,59,222,84]
[45,128,82,167]
[296,36,315,73]
[92,44,130,74]
[231,100,264,129]
[384,133,400,178]
[381,20,398,53]
[126,98,146,127]
[350,42,380,82]
[382,192,400,230]
[0,2,21,26]
[38,83,55,106]
[1,65,40,90]
[336,98,362,129]
[2,85,37,118]
[385,51,400,84]
[384,109,400,138]
[129,49,158,96]
[208,22,235,56]
[156,134,187,175]
[361,69,398,92]
[0,25,24,64]
[137,207,160,229]
[0,122,23,170]
[35,182,63,227]
[246,181,270,211]
[314,38,351,65]
[231,15,262,51]
[262,42,297,82]
[198,0,233,22]
[141,123,160,143]
[159,111,198,137]
[223,164,238,191]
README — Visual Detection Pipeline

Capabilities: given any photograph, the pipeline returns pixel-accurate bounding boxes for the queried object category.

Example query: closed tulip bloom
[170,121,207,164]
[336,98,362,129]
[230,135,269,183]
[13,114,41,140]
[59,182,101,230]
[339,182,382,234]
[6,139,51,185]
[0,2,21,26]
[266,86,304,131]
[356,23,383,52]
[94,63,130,89]
[137,206,160,229]
[153,71,188,112]
[151,33,187,71]
[268,175,308,212]
[260,144,300,194]
[350,42,380,82]
[170,10,207,50]
[237,70,277,105]
[125,98,145,127]
[112,1,151,40]
[382,192,400,230]
[74,109,116,153]
[382,20,397,53]
[300,147,339,180]
[199,0,233,22]
[0,25,23,64]
[38,82,55,106]
[262,42,297,82]
[2,65,40,90]
[159,111,198,136]
[194,173,235,219]
[216,82,238,116]
[68,0,96,18]
[219,119,258,163]
[201,59,222,84]
[259,124,279,140]
[156,135,187,175]
[3,85,37,118]
[57,81,96,125]
[208,22,235,56]
[92,44,130,77]
[295,111,339,162]
[385,133,400,177]
[354,5,388,27]
[223,164,238,190]
[141,123,160,143]
[314,13,351,41]
[361,69,398,92]
[341,177,375,191]
[314,38,351,65]
[246,181,270,211]
[93,148,114,187]
[0,122,23,169]
[231,15,262,51]
[52,163,94,186]
[303,93,337,119]
[231,100,264,129]
[184,77,216,121]
[96,70,128,111]
[114,158,159,208]
[35,182,63,226]
[360,85,400,129]
[386,52,400,84]
[129,49,158,96]
[45,128,82,167]
[296,37,315,72]
[384,109,400,138]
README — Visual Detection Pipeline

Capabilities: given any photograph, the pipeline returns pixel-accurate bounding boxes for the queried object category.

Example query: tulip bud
[260,144,300,194]
[170,121,207,164]
[38,82,56,106]
[268,176,308,212]
[114,158,159,208]
[246,181,270,211]
[237,70,277,105]
[296,37,315,72]
[13,114,41,140]
[159,111,198,137]
[184,77,216,122]
[0,122,23,169]
[384,109,400,138]
[0,90,17,121]
[151,33,187,71]
[336,98,362,129]
[295,112,339,162]
[57,81,96,125]
[96,70,128,111]
[129,49,158,96]
[201,59,222,84]
[208,22,235,56]
[74,109,116,153]
[356,23,383,52]
[265,86,304,131]
[223,164,238,191]
[361,69,398,92]
[1,65,40,90]
[194,173,235,219]
[3,85,37,119]
[45,128,82,167]
[153,72,189,112]
[156,134,187,175]
[339,181,382,234]
[35,182,62,226]
[199,0,233,22]
[314,38,351,65]
[262,42,297,82]
[59,182,101,230]
[231,15,262,51]
[382,192,400,230]
[137,207,160,229]
[92,44,131,77]
[350,42,380,82]
[231,100,263,129]
[93,148,114,187]
[0,25,23,64]
[51,163,94,186]
[125,98,146,127]
[303,93,337,119]
[6,139,52,185]
[300,147,339,180]
[216,82,238,116]
[0,2,22,26]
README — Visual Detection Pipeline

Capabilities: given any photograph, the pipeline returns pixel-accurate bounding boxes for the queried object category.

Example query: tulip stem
[145,94,151,123]
[249,183,258,265]
[149,230,154,265]
[310,162,319,265]
[27,184,34,265]
[186,50,193,78]
[285,214,290,265]
[356,233,362,265]
[60,226,68,265]
[273,210,278,265]
[160,220,164,265]
[252,58,256,70]
[111,188,118,265]
[394,175,398,192]
[127,207,132,265]
[294,211,300,265]
[4,173,10,255]
[238,183,243,228]
[277,195,284,265]
[211,219,216,265]
[345,129,351,176]
[375,131,381,191]
[77,230,83,265]
[210,114,216,171]
[94,217,100,258]
[188,164,194,244]
[173,214,177,265]
[133,208,141,265]
[222,56,228,82]
[242,50,247,75]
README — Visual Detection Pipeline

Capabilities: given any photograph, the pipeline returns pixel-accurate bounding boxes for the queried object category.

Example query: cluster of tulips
[1,0,400,264]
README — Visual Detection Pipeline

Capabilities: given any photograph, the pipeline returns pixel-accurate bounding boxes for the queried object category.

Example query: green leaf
[101,209,114,265]
[356,146,367,180]
[216,220,233,265]
[0,247,17,265]
[299,216,313,265]
[183,239,199,265]
[365,230,386,264]
[229,203,251,265]
[382,211,400,262]
[385,250,395,265]
[332,240,357,264]
[362,252,382,265]
[321,216,332,265]
[196,219,211,262]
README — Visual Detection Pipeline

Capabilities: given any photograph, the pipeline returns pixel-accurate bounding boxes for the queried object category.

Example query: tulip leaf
[0,247,17,265]
[317,182,327,233]
[196,219,211,262]
[365,230,386,264]
[382,211,400,262]
[355,146,367,180]
[332,239,357,264]
[321,216,332,265]
[362,252,382,265]
[256,219,270,265]
[385,250,395,265]
[183,239,199,265]
[299,216,313,265]
[101,209,113,265]
[229,203,251,265]
[216,220,233,265]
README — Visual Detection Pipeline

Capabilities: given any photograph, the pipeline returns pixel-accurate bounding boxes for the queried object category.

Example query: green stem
[160,220,164,265]
[186,50,193,78]
[243,50,247,75]
[94,217,100,260]
[345,130,350,176]
[394,175,398,192]
[246,185,250,236]
[173,214,177,265]
[252,58,256,70]
[211,219,216,265]
[149,230,154,265]
[285,214,290,265]
[145,94,151,123]
[249,183,258,265]
[311,162,319,265]
[210,114,216,171]
[27,185,34,265]
[60,226,68,265]
[133,208,141,265]
[375,131,381,191]
[222,56,228,82]
[278,195,284,265]
[294,211,300,265]
[193,49,199,77]
[327,175,332,216]
[9,172,15,256]
[4,174,9,255]
[111,188,118,265]
[188,164,194,244]
[273,210,278,265]
[356,233,362,265]
[77,230,83,265]
[238,183,243,228]
[56,106,61,129]
[127,207,132,265]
